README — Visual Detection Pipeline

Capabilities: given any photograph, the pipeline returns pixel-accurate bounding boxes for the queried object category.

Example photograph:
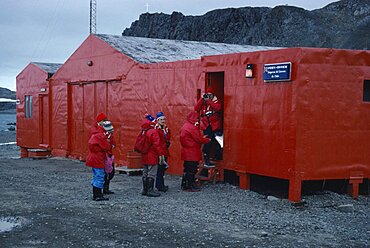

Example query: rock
[267,196,279,201]
[337,204,354,213]
[123,0,370,50]
[0,87,16,100]
[7,126,15,131]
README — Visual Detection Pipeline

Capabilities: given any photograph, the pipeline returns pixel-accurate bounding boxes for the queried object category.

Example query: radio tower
[90,0,97,34]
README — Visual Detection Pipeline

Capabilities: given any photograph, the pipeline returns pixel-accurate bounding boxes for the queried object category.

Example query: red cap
[96,112,107,123]
[205,86,214,94]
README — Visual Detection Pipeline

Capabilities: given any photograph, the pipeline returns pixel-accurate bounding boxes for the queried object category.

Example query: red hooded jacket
[155,124,171,158]
[140,119,165,165]
[86,124,112,169]
[194,96,222,131]
[180,112,210,161]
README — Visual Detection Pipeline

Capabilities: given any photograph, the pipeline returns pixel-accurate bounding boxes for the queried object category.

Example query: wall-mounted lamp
[87,60,93,66]
[245,64,254,78]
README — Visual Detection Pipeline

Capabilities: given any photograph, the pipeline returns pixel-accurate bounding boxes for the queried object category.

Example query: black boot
[103,178,114,194]
[157,185,169,192]
[203,153,215,168]
[156,165,168,192]
[181,173,190,190]
[93,186,109,201]
[146,177,160,197]
[189,173,200,191]
[182,173,198,191]
[141,177,148,196]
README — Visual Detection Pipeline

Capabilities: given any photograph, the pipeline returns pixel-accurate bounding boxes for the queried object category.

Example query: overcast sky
[0,0,337,91]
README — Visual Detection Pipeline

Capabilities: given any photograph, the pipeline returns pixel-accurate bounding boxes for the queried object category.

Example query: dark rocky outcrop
[0,87,16,112]
[123,0,370,50]
[0,87,16,100]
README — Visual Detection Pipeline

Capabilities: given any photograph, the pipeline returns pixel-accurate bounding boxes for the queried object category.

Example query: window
[364,80,370,102]
[25,95,33,118]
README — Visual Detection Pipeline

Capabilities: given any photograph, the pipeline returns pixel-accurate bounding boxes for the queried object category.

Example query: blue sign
[263,62,292,82]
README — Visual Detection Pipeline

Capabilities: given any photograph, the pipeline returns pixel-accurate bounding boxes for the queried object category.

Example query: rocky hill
[0,87,16,112]
[0,87,16,100]
[123,0,370,50]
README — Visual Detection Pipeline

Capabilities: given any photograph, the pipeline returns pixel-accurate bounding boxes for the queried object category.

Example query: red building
[16,62,62,155]
[17,34,370,202]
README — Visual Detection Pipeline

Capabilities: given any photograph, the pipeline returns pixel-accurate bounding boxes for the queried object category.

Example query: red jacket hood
[186,111,199,125]
[141,119,155,130]
[91,124,105,135]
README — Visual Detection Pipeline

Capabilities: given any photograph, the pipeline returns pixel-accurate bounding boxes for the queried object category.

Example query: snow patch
[0,142,16,146]
[0,98,17,102]
[0,217,26,233]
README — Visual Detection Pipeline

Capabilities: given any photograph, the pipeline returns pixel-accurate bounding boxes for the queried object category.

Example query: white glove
[159,155,165,165]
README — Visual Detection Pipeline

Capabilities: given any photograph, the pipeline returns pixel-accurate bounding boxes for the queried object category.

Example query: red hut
[48,34,274,164]
[17,34,370,202]
[16,62,62,158]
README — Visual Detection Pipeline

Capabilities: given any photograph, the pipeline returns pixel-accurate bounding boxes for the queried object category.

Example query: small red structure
[17,34,370,202]
[16,62,62,156]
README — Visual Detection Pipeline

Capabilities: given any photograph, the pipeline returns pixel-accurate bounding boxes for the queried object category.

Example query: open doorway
[205,71,224,162]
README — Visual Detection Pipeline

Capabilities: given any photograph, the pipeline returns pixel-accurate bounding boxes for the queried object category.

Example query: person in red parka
[194,86,222,167]
[86,112,113,201]
[180,111,210,191]
[140,118,166,197]
[101,120,116,195]
[154,111,171,192]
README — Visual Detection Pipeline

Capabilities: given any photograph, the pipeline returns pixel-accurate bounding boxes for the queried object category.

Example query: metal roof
[32,62,62,74]
[95,34,280,64]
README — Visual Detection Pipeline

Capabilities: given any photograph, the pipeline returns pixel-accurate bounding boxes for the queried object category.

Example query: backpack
[134,129,151,154]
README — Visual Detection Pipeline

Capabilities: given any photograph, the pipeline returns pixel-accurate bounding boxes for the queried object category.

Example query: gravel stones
[0,134,369,247]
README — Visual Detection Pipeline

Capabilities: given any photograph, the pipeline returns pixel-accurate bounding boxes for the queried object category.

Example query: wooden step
[27,149,51,159]
[115,166,143,176]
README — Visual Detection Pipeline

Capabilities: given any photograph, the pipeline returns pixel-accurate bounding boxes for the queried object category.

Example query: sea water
[0,111,16,131]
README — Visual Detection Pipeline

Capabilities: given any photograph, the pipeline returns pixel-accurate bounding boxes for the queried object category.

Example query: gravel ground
[0,130,369,248]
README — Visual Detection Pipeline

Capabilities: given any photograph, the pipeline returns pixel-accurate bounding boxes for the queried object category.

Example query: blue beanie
[156,111,165,119]
[145,113,155,122]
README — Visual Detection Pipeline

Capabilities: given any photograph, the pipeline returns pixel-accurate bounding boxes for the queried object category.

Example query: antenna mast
[90,0,97,34]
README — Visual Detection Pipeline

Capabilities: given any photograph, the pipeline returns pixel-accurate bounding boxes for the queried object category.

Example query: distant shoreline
[0,109,16,114]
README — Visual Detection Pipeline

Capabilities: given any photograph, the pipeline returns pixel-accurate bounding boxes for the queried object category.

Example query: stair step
[27,149,51,159]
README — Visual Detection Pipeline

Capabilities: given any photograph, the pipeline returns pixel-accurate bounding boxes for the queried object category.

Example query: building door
[39,94,49,146]
[68,82,108,159]
[69,84,85,158]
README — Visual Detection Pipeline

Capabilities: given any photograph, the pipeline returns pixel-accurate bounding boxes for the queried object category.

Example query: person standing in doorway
[86,112,113,201]
[154,111,171,192]
[194,86,222,167]
[180,111,210,191]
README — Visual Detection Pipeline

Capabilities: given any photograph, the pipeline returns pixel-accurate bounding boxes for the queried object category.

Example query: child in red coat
[154,111,171,192]
[101,120,116,195]
[86,113,113,201]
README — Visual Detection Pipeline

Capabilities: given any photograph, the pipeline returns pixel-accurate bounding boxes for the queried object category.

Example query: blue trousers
[91,168,105,189]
